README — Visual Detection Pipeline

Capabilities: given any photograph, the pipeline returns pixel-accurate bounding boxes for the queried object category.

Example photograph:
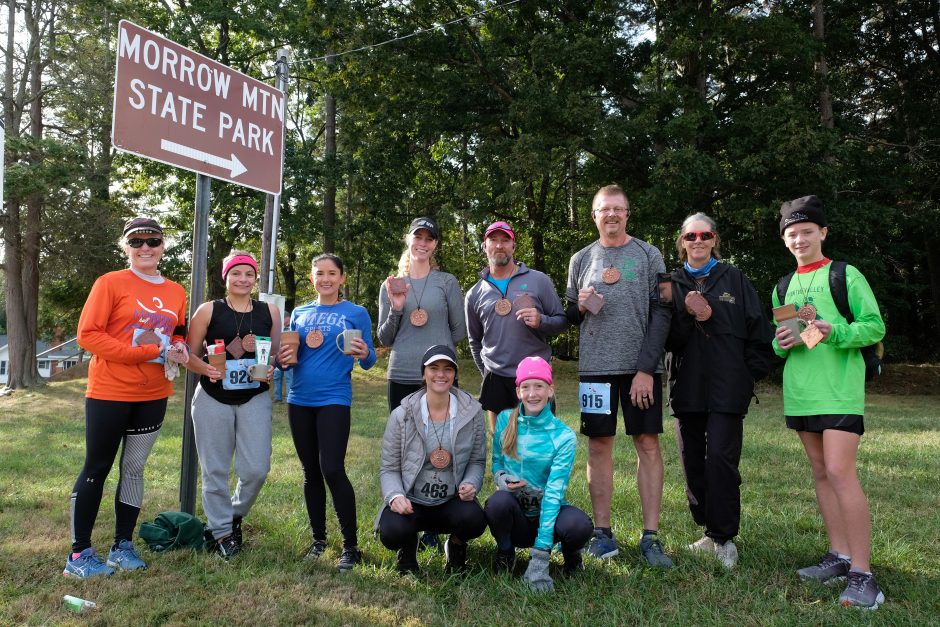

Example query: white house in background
[0,335,85,385]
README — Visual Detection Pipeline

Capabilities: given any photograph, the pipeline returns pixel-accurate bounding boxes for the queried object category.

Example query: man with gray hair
[565,185,673,567]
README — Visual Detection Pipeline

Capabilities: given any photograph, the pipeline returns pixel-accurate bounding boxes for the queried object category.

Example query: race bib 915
[579,381,611,414]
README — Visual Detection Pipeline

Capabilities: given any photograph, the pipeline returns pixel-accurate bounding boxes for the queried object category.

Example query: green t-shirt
[771,263,885,416]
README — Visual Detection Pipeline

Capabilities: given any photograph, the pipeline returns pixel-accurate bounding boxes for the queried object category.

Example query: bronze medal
[135,329,162,346]
[494,298,512,316]
[241,333,256,353]
[429,447,452,469]
[305,329,324,349]
[602,266,621,284]
[226,336,246,359]
[797,304,817,324]
[513,293,536,313]
[410,308,429,327]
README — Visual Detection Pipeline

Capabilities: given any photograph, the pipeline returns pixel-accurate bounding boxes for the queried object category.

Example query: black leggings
[70,397,166,553]
[484,490,593,555]
[378,498,487,549]
[288,404,357,548]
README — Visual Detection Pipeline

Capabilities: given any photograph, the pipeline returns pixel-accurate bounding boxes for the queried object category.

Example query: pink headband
[222,254,259,280]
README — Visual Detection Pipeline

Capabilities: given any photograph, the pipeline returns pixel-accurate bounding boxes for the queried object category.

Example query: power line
[306,0,522,62]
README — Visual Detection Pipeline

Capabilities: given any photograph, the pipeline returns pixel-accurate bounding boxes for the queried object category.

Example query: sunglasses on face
[127,237,164,248]
[682,231,716,242]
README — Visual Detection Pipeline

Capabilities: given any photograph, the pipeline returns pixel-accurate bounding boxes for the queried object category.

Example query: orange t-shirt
[78,269,187,401]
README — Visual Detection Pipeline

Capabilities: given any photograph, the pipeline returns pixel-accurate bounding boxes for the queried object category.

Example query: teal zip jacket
[492,404,577,551]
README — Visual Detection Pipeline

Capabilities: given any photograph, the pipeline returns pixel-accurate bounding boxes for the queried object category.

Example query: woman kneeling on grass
[187,251,279,560]
[377,344,487,575]
[484,356,593,593]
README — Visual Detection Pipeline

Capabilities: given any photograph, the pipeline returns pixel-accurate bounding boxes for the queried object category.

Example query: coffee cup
[280,330,300,365]
[335,329,363,355]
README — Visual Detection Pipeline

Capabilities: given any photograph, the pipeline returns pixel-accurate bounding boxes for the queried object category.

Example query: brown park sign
[112,20,284,194]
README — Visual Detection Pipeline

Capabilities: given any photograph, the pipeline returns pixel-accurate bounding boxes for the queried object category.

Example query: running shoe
[688,535,716,554]
[839,571,885,610]
[639,532,674,568]
[231,516,243,546]
[562,548,585,576]
[444,538,467,573]
[715,540,738,570]
[586,529,619,559]
[303,539,327,561]
[216,534,241,560]
[419,532,443,553]
[397,548,421,576]
[492,548,516,574]
[107,539,147,571]
[63,548,115,579]
[796,551,850,583]
[337,546,361,572]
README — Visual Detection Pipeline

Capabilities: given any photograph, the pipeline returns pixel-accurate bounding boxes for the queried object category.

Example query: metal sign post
[179,173,210,514]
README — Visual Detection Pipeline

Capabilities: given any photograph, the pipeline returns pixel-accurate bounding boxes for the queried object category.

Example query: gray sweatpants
[192,385,272,540]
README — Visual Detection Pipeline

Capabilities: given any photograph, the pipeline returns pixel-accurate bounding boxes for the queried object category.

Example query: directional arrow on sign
[160,139,247,179]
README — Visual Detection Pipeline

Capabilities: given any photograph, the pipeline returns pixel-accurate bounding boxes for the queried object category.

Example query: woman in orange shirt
[64,217,190,579]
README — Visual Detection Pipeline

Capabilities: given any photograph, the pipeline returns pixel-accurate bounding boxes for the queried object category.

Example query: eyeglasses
[681,231,716,242]
[595,206,628,215]
[127,237,164,248]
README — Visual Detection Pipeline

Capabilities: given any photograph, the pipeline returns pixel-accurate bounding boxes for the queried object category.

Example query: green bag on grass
[139,511,208,552]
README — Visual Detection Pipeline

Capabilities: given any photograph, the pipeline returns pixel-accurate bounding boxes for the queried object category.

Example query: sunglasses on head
[127,237,164,248]
[682,231,715,242]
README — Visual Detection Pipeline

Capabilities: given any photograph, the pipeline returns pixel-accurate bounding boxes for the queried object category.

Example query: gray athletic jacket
[378,387,486,508]
[465,262,568,377]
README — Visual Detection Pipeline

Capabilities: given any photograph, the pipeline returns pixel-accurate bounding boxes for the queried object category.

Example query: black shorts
[579,373,664,437]
[786,414,865,436]
[479,372,518,414]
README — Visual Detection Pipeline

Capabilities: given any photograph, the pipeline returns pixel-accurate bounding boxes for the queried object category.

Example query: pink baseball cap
[515,356,553,386]
[484,221,515,241]
[222,254,259,280]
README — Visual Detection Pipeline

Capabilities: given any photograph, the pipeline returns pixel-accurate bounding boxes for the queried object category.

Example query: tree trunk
[525,177,550,271]
[924,233,940,352]
[323,52,337,254]
[813,0,835,129]
[567,153,578,228]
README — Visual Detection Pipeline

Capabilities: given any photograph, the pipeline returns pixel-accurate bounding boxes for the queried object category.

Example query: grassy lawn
[1,359,938,625]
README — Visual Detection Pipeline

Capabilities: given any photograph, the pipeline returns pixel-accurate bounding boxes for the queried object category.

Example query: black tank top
[200,299,274,405]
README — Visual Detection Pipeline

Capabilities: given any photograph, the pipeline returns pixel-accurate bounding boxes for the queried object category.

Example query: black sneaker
[397,548,421,576]
[338,546,361,572]
[303,540,327,561]
[419,532,443,553]
[492,548,516,574]
[216,534,240,560]
[444,538,467,573]
[562,549,584,576]
[231,516,243,546]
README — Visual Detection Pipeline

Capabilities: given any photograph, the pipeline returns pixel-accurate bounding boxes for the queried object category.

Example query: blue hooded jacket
[492,404,577,550]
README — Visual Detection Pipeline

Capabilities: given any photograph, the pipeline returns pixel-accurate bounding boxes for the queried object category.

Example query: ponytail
[500,406,520,460]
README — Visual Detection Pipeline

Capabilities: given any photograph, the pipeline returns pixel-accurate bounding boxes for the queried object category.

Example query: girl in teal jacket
[484,356,592,593]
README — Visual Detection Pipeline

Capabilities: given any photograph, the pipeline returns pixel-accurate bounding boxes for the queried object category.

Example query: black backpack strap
[827,260,853,323]
[776,271,794,306]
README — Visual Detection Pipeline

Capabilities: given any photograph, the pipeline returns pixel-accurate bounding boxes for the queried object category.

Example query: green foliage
[23,0,940,358]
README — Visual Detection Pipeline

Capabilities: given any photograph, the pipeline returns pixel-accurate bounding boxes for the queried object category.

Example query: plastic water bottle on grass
[63,595,96,613]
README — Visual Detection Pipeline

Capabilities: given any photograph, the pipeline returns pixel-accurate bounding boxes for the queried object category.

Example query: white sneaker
[715,540,738,569]
[688,535,716,554]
